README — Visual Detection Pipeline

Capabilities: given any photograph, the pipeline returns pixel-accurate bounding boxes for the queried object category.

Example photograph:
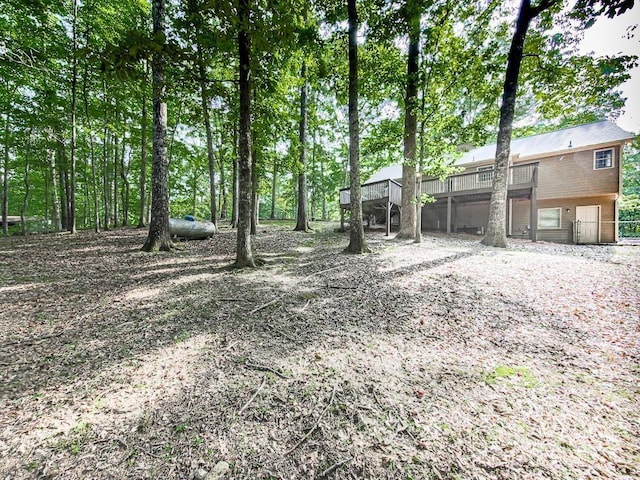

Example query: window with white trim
[594,148,614,170]
[538,207,562,229]
[477,166,494,182]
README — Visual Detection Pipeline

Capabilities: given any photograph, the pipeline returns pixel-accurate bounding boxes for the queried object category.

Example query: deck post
[529,186,537,241]
[386,201,391,236]
[446,195,452,234]
[529,165,538,241]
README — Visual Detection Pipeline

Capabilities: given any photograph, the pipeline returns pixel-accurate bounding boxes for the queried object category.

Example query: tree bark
[82,43,100,233]
[48,149,61,232]
[197,40,217,225]
[397,0,420,239]
[142,0,173,252]
[270,155,277,220]
[138,63,149,228]
[231,121,239,228]
[2,113,9,237]
[234,0,255,267]
[344,0,369,254]
[68,0,78,234]
[20,129,31,236]
[250,142,259,235]
[294,62,310,231]
[482,0,545,247]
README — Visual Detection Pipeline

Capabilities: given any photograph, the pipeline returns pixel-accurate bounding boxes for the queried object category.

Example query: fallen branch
[265,324,297,342]
[325,284,352,290]
[319,458,352,478]
[238,376,266,416]
[245,360,289,379]
[249,297,281,315]
[285,383,337,455]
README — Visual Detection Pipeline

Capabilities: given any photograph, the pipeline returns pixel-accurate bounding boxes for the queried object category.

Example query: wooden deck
[339,163,538,208]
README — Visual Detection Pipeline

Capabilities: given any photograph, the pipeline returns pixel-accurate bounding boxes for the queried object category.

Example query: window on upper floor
[538,207,562,229]
[594,148,614,170]
[477,166,494,182]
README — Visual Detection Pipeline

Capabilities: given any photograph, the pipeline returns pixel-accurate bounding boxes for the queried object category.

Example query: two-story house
[339,120,635,243]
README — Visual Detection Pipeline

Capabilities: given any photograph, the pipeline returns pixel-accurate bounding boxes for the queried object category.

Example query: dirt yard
[0,223,638,479]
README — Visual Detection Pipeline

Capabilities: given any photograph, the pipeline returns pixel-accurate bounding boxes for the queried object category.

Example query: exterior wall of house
[422,205,447,231]
[510,198,530,238]
[535,195,616,243]
[533,145,621,200]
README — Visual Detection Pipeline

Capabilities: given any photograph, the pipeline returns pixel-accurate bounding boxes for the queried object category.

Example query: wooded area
[0,0,636,255]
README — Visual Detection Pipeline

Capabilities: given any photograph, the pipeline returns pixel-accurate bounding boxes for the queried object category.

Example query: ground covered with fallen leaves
[1,222,638,480]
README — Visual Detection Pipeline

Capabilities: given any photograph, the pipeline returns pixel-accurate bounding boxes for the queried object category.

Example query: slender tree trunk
[482,0,547,247]
[142,0,173,251]
[234,0,255,267]
[68,0,78,234]
[270,156,277,220]
[48,149,61,232]
[102,80,110,229]
[397,0,420,239]
[57,145,69,231]
[138,64,149,228]
[250,143,258,235]
[218,131,228,220]
[294,62,310,231]
[82,53,100,232]
[20,127,32,236]
[120,143,129,226]
[231,121,239,228]
[196,42,218,225]
[345,0,369,254]
[2,113,9,237]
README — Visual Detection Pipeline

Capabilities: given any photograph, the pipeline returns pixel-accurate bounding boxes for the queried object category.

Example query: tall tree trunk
[482,0,551,247]
[113,99,120,228]
[217,126,228,220]
[102,80,110,229]
[68,0,78,234]
[231,121,239,228]
[82,51,100,232]
[2,113,9,237]
[196,42,217,225]
[48,149,61,232]
[250,143,258,235]
[397,0,420,239]
[138,63,149,228]
[345,0,369,254]
[294,62,310,231]
[234,0,255,267]
[142,0,172,251]
[20,128,32,236]
[120,143,129,226]
[57,145,69,231]
[270,155,277,220]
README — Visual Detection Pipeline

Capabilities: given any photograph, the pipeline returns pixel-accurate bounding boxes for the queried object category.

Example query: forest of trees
[0,0,636,247]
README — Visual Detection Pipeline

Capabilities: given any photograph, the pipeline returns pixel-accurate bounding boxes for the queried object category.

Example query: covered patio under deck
[339,162,539,239]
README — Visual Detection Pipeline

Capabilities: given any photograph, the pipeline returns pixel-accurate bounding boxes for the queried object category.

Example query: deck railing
[340,163,537,207]
[422,162,538,195]
[340,179,402,207]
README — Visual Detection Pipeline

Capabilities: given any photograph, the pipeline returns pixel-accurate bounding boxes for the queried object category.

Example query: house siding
[510,199,530,238]
[531,146,620,200]
[535,195,616,243]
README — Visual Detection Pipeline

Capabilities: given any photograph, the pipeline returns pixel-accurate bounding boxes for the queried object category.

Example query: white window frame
[538,207,562,230]
[593,148,614,170]
[477,166,494,182]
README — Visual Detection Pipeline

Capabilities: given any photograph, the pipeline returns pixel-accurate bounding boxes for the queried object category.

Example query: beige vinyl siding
[536,195,616,243]
[534,146,620,200]
[510,199,530,238]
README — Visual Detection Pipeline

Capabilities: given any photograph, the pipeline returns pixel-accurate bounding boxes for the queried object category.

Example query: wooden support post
[529,186,537,241]
[447,195,452,234]
[386,201,391,237]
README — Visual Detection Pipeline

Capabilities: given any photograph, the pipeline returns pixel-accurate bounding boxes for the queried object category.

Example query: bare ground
[0,223,638,480]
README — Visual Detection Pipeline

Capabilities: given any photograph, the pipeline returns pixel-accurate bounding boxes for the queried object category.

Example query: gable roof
[363,121,635,184]
[456,120,635,166]
[365,163,403,184]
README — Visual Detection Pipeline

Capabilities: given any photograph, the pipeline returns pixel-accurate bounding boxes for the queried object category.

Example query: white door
[576,205,600,244]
